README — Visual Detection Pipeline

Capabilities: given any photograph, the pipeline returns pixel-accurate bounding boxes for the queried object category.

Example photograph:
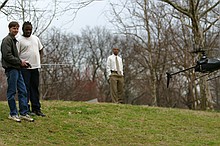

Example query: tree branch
[0,0,9,10]
[160,0,191,18]
[195,0,200,11]
[203,18,219,33]
[200,1,220,19]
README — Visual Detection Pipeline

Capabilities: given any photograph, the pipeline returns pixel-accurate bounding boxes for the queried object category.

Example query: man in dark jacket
[1,21,34,122]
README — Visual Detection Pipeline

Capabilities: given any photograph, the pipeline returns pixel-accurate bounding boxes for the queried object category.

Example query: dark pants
[21,68,41,112]
[5,68,29,116]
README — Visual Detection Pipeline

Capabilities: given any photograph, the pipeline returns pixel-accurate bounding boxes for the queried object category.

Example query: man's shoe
[20,114,34,122]
[34,111,46,117]
[8,115,21,122]
[29,112,36,116]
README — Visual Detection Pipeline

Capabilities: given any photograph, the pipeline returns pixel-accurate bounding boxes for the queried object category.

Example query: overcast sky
[0,0,115,40]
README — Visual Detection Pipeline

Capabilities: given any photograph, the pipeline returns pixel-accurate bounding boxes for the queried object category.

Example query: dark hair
[22,21,32,31]
[8,21,19,28]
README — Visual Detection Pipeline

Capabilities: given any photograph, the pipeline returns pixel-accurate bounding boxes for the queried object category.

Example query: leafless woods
[0,0,219,110]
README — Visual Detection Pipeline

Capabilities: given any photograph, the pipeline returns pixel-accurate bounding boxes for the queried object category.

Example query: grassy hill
[0,101,220,146]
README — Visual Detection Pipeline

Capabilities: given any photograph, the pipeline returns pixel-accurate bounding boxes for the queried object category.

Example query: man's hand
[21,60,27,67]
[21,60,31,68]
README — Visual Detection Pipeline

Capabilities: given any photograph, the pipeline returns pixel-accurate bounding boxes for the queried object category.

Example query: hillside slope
[0,101,220,146]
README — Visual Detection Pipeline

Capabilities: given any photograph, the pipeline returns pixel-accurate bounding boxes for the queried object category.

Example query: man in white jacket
[106,47,124,103]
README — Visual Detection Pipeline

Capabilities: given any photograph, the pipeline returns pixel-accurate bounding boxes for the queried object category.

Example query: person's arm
[119,57,124,75]
[1,38,21,66]
[39,48,43,57]
[106,56,111,78]
[38,37,44,59]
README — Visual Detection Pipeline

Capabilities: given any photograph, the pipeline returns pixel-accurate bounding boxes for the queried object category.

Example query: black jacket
[1,33,22,69]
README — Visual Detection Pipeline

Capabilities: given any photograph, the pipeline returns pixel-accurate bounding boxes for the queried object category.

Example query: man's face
[113,48,119,55]
[23,25,32,37]
[9,26,19,36]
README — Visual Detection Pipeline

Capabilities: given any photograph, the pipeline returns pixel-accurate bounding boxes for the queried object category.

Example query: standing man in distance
[17,21,45,117]
[106,47,124,103]
[1,21,34,122]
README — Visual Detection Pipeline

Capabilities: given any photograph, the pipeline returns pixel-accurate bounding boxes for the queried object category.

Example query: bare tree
[161,0,220,110]
[40,28,86,100]
[108,0,177,106]
[78,26,125,102]
[0,0,8,11]
[0,0,104,101]
[0,0,102,36]
[40,26,119,102]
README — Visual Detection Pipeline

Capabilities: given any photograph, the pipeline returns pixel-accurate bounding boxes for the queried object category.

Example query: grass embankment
[0,101,220,146]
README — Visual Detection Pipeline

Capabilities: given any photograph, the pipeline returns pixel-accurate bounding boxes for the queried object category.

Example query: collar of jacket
[8,33,18,43]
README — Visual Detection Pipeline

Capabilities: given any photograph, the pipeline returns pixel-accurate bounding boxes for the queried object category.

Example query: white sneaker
[20,114,34,122]
[8,115,21,122]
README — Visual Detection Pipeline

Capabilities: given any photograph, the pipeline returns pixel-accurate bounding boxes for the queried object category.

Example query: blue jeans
[5,68,29,116]
[21,68,41,112]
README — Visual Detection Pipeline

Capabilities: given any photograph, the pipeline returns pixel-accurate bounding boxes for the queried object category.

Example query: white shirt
[17,35,43,69]
[106,54,123,77]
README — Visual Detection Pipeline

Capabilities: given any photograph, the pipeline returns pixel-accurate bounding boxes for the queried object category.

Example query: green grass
[0,101,220,146]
